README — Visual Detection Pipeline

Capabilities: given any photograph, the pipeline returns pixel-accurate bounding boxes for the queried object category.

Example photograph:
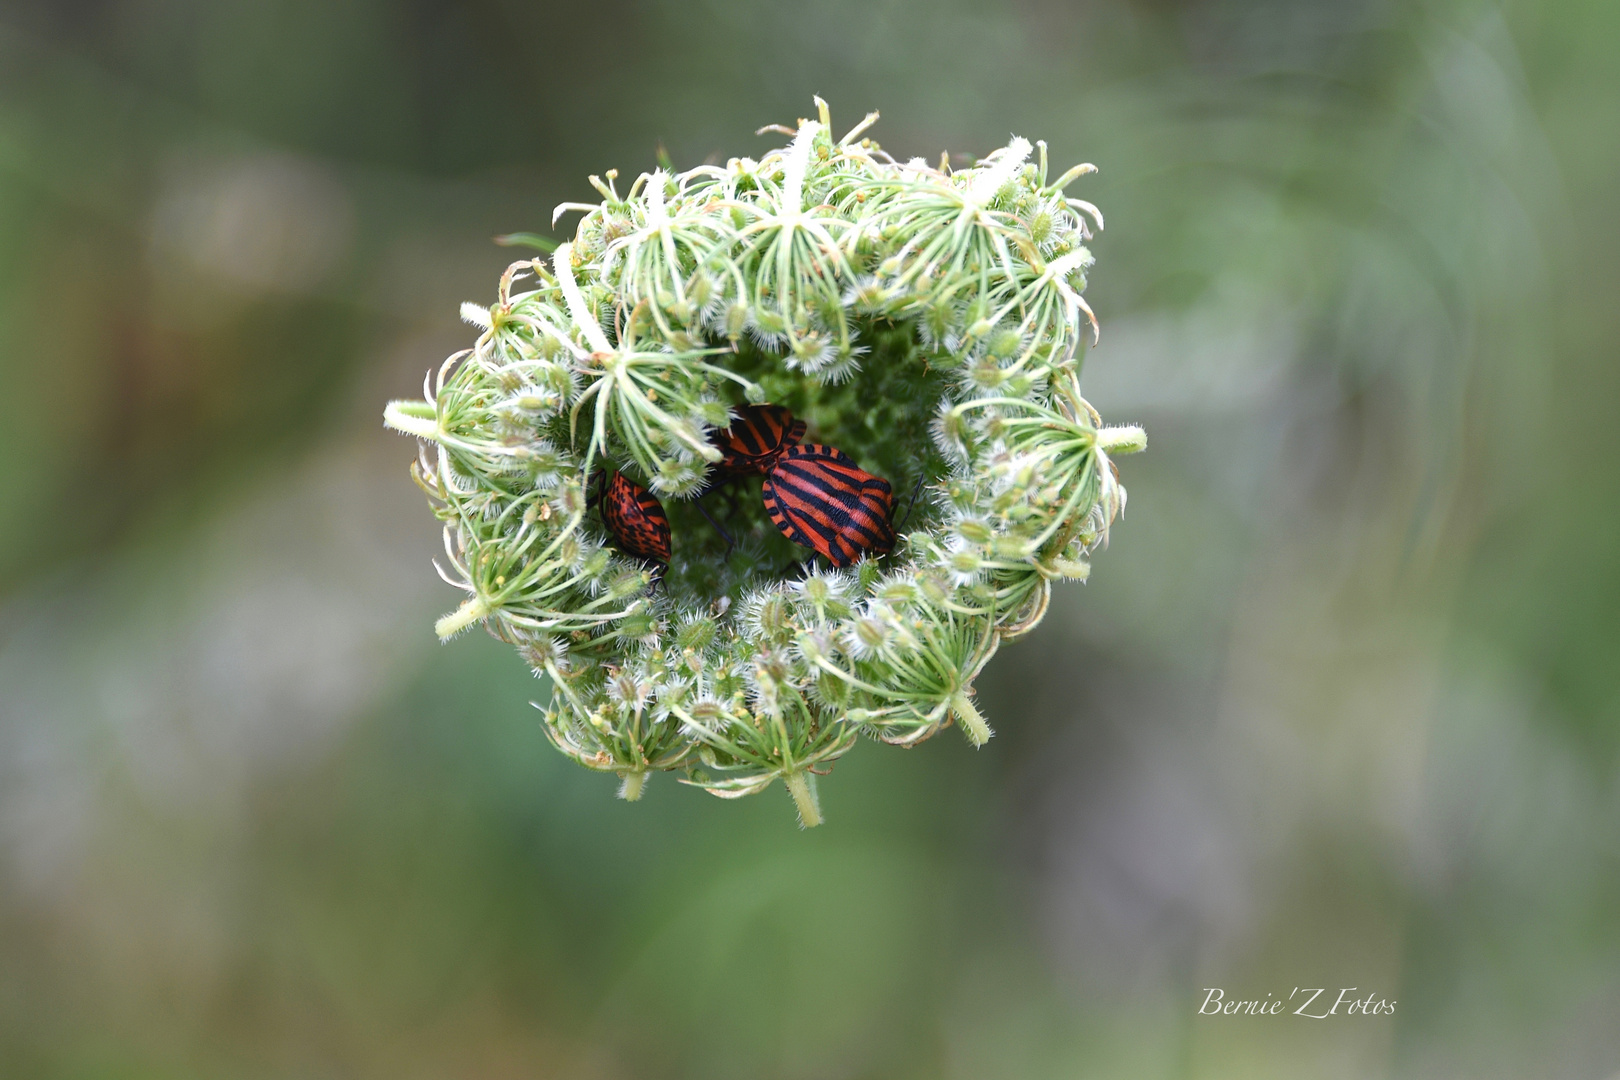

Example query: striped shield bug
[710,403,808,476]
[762,444,896,567]
[600,470,672,565]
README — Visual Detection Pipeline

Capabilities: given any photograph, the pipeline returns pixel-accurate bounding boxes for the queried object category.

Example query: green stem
[784,771,822,828]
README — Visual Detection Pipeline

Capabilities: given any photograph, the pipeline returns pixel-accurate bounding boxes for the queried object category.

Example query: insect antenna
[695,495,736,560]
[897,472,927,532]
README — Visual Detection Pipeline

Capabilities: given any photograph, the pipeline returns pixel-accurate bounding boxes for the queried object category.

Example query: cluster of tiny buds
[383,99,1144,825]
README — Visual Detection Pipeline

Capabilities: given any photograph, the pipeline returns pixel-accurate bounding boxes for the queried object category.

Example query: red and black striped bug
[710,403,807,477]
[762,443,896,567]
[598,470,672,566]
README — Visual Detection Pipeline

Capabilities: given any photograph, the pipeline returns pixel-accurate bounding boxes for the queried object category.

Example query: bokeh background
[1,0,1617,1076]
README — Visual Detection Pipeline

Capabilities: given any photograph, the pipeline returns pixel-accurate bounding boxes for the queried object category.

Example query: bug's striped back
[602,471,672,564]
[762,444,895,567]
[711,404,808,476]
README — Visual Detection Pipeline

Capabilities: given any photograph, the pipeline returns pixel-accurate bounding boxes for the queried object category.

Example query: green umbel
[385,99,1143,825]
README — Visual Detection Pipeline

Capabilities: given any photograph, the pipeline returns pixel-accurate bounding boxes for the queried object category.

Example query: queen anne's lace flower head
[384,99,1144,826]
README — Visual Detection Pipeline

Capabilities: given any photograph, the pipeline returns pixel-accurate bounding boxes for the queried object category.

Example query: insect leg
[585,469,608,510]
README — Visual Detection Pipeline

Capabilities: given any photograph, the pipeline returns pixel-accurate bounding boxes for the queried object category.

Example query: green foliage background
[1,0,1617,1076]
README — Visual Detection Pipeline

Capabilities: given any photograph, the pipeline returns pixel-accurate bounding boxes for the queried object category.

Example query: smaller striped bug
[763,443,896,568]
[710,403,807,477]
[598,470,672,566]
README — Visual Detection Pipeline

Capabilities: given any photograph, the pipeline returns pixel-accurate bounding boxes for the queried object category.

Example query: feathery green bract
[384,99,1143,825]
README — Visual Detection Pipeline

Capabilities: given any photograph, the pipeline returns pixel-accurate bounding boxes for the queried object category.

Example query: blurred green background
[1,0,1616,1076]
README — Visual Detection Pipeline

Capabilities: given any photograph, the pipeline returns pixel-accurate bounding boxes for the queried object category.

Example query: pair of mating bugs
[598,404,898,571]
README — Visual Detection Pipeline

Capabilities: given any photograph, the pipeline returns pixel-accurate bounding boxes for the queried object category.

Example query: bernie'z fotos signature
[1198,987,1397,1018]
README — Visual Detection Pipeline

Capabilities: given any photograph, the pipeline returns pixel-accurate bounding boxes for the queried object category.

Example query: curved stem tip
[784,771,822,828]
[951,691,993,747]
[618,771,647,801]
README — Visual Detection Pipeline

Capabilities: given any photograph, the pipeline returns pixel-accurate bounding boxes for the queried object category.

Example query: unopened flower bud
[955,517,994,545]
[580,548,612,581]
[845,614,889,659]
